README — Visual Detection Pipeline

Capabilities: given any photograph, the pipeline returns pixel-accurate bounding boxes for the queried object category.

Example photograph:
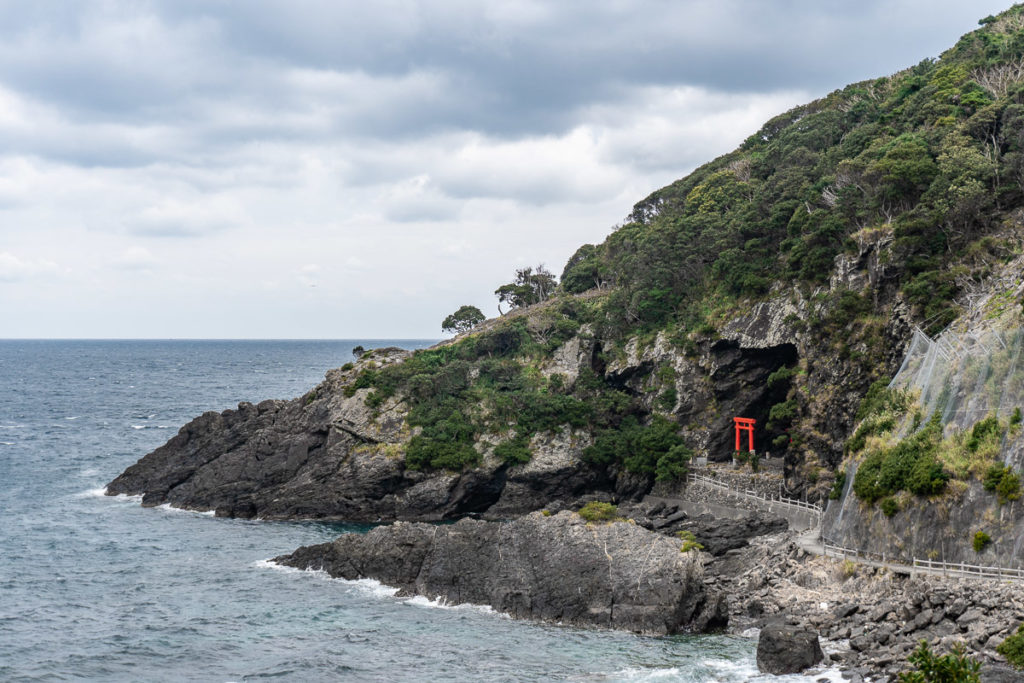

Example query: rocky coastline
[628,499,1024,681]
[275,510,727,635]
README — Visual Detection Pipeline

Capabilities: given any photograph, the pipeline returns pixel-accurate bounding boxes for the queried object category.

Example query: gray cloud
[0,0,1015,337]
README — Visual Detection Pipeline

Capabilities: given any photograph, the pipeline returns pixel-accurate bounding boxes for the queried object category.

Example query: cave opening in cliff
[706,341,799,462]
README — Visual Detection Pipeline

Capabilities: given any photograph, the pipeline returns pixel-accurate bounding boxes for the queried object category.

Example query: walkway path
[685,475,1024,584]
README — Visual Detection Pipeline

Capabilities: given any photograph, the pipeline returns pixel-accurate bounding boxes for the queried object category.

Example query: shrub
[853,413,948,505]
[656,386,678,410]
[494,436,531,465]
[1012,407,1022,427]
[972,531,991,553]
[997,469,1022,504]
[341,362,354,371]
[897,640,980,683]
[766,365,798,389]
[676,530,704,552]
[966,415,1001,452]
[405,436,480,471]
[577,501,619,523]
[880,497,900,517]
[655,444,692,482]
[984,463,1022,504]
[829,471,847,500]
[997,624,1024,669]
[767,399,797,430]
[984,462,1006,491]
[584,415,690,480]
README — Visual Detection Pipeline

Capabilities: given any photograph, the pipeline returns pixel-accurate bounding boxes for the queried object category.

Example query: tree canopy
[442,305,486,334]
[494,265,557,314]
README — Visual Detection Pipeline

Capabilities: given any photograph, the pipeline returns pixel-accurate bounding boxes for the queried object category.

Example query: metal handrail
[686,472,823,515]
[820,541,1024,584]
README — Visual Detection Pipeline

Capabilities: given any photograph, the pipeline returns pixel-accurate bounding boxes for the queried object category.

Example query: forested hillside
[344,7,1024,504]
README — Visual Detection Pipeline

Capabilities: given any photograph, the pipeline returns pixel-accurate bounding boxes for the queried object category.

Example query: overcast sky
[0,1,1014,339]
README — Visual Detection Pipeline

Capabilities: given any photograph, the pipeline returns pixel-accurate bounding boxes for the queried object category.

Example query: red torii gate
[733,417,756,453]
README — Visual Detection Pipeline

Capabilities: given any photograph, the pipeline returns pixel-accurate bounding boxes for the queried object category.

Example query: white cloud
[110,246,158,271]
[0,251,59,283]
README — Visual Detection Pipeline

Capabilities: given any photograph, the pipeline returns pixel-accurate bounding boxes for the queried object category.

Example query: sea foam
[402,594,497,614]
[156,502,215,516]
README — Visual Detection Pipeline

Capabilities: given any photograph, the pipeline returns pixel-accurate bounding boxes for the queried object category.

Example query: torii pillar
[733,417,756,453]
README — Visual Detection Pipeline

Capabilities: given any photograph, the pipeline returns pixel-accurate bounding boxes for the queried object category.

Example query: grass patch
[577,501,620,523]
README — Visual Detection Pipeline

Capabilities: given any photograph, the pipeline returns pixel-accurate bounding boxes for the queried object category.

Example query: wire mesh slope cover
[890,325,1024,465]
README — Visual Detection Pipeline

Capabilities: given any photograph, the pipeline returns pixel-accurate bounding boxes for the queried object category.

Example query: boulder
[275,510,721,635]
[756,623,824,675]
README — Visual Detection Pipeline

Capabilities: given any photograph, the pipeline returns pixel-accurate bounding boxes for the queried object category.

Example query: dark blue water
[0,340,823,682]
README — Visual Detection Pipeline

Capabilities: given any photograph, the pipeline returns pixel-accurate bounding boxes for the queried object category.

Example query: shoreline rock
[756,623,824,674]
[275,510,727,635]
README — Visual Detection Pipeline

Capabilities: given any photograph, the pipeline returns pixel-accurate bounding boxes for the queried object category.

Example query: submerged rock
[275,510,724,635]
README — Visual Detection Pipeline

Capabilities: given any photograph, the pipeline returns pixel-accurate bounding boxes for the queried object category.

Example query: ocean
[0,340,834,682]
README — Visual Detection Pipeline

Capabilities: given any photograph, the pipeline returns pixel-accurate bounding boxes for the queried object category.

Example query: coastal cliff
[106,7,1024,677]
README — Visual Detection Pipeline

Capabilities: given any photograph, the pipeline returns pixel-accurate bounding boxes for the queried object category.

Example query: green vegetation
[997,624,1024,669]
[854,413,949,504]
[849,384,1019,507]
[972,530,992,553]
[897,640,980,682]
[547,8,1024,344]
[733,450,761,472]
[577,501,619,523]
[495,265,557,314]
[846,380,907,454]
[676,530,704,553]
[829,471,847,500]
[442,305,486,334]
[880,496,900,517]
[583,415,693,481]
[983,462,1022,504]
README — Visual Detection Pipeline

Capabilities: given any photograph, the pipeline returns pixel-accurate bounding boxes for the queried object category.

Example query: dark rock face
[275,511,723,635]
[106,349,605,521]
[626,500,788,555]
[756,623,824,675]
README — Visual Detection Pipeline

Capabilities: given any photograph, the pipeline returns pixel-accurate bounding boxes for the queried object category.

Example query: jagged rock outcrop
[275,510,726,635]
[756,623,824,675]
[106,348,607,520]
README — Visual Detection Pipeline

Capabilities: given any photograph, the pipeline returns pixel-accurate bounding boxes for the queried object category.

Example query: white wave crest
[0,441,14,446]
[131,425,146,430]
[252,559,331,579]
[76,488,143,503]
[402,594,496,613]
[156,502,215,516]
[75,487,110,499]
[610,667,683,681]
[347,577,401,599]
[107,492,144,502]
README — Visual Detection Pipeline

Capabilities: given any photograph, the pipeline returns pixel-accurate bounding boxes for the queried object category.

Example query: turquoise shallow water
[0,340,836,682]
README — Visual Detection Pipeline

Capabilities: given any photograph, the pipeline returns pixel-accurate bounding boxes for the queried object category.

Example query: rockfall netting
[889,325,1024,465]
